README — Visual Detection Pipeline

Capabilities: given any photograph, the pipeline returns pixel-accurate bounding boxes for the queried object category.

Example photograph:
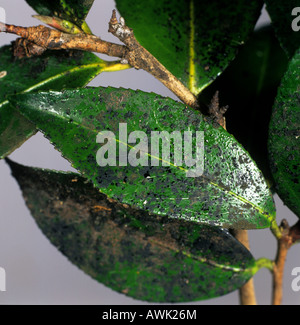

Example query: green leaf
[265,0,300,58]
[0,108,36,160]
[32,15,84,34]
[6,159,258,302]
[116,0,263,95]
[0,45,128,159]
[11,87,276,229]
[26,0,94,33]
[199,25,288,185]
[268,48,300,218]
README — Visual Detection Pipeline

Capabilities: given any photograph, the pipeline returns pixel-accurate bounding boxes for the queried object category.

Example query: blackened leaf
[11,87,276,229]
[116,0,263,95]
[0,45,128,159]
[26,0,94,33]
[268,48,300,218]
[199,25,288,185]
[265,0,300,58]
[7,159,258,302]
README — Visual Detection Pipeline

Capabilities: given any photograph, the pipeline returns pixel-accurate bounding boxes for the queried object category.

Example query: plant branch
[231,229,257,305]
[271,219,300,305]
[270,219,282,240]
[0,11,199,109]
[107,11,199,109]
[0,21,126,57]
[208,91,228,129]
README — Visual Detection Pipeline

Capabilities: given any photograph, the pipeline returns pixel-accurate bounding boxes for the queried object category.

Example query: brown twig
[208,91,228,129]
[107,10,198,108]
[272,219,300,305]
[0,11,199,109]
[231,229,257,305]
[0,21,126,57]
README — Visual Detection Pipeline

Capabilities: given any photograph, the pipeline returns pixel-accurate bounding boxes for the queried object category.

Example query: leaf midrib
[29,100,274,221]
[90,218,251,273]
[148,237,251,273]
[0,61,129,109]
[188,0,196,94]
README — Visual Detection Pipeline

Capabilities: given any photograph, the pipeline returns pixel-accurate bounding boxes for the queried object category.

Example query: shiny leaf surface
[116,0,263,94]
[0,45,127,159]
[268,48,300,218]
[11,87,276,229]
[7,159,258,302]
[199,25,288,184]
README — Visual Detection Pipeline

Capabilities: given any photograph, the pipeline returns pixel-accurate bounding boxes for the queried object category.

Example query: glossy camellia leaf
[199,25,288,184]
[265,0,300,58]
[116,0,263,95]
[0,45,128,159]
[7,159,259,302]
[26,0,94,33]
[268,48,300,218]
[11,87,276,229]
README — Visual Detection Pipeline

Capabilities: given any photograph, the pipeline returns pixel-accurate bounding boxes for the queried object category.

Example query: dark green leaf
[6,159,258,302]
[0,45,125,159]
[199,25,288,184]
[265,0,300,58]
[268,48,300,218]
[0,108,36,160]
[116,0,263,94]
[26,0,94,33]
[11,87,276,229]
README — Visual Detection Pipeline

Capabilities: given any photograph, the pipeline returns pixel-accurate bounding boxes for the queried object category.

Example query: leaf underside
[116,0,263,94]
[268,48,300,218]
[11,87,276,229]
[6,159,257,303]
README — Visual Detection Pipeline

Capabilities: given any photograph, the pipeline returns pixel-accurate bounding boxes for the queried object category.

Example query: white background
[0,0,299,305]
